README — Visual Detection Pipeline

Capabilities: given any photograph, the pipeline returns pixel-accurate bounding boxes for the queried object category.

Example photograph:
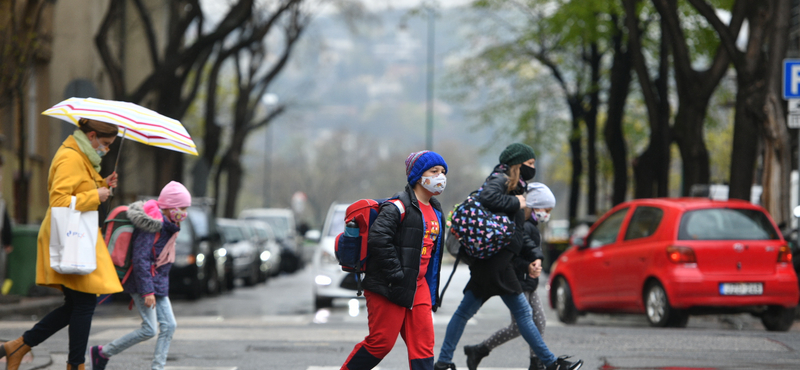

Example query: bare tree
[651,0,744,196]
[95,0,255,193]
[687,0,791,224]
[200,1,309,217]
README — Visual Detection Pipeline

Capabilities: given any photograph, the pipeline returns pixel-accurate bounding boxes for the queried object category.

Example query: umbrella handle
[110,127,127,198]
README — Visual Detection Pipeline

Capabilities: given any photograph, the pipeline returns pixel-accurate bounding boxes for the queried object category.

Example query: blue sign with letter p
[784,59,800,99]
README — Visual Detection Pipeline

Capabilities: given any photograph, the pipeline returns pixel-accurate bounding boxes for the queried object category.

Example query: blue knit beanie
[405,150,448,186]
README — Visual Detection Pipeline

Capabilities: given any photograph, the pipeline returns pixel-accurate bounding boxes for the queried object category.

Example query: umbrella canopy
[42,97,198,156]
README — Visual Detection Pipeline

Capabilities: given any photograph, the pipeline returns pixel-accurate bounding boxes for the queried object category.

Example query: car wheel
[761,305,795,332]
[553,277,578,324]
[315,295,333,310]
[244,262,259,287]
[644,281,687,328]
[225,266,236,291]
[281,252,299,273]
[186,277,204,301]
[205,265,220,296]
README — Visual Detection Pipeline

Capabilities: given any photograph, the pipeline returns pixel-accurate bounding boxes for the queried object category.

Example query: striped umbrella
[42,97,198,156]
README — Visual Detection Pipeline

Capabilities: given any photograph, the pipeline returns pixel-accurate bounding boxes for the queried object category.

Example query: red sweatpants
[341,287,434,370]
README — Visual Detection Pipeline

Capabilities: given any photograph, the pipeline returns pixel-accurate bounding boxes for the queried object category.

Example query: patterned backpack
[449,170,516,259]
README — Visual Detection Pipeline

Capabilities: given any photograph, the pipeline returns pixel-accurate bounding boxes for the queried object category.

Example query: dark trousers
[22,286,97,365]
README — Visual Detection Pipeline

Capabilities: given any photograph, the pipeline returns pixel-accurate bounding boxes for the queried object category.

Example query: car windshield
[219,224,245,243]
[257,216,290,239]
[327,208,346,237]
[176,215,193,244]
[187,207,210,238]
[678,208,779,240]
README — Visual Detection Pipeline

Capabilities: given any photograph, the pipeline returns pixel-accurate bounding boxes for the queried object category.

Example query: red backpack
[334,197,406,295]
[103,206,159,285]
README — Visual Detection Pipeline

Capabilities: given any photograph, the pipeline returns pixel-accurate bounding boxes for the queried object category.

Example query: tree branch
[131,0,160,69]
[94,0,126,99]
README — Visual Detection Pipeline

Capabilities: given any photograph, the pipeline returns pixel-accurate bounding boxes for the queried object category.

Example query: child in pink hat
[91,181,191,370]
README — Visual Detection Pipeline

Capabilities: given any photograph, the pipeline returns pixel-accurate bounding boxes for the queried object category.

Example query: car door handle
[604,260,611,266]
[639,257,647,263]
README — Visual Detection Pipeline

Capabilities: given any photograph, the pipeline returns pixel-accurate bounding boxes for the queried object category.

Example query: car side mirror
[572,235,588,250]
[305,229,321,243]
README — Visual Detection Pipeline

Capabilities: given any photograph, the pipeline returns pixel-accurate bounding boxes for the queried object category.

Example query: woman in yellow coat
[0,119,123,370]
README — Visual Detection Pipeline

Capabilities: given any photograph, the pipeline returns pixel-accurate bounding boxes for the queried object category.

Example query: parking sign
[784,59,800,99]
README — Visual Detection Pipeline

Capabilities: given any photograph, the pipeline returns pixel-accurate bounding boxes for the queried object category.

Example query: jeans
[102,294,177,370]
[436,290,556,366]
[22,286,97,366]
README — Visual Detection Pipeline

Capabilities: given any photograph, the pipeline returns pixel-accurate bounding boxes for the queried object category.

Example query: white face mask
[535,211,550,223]
[419,173,446,195]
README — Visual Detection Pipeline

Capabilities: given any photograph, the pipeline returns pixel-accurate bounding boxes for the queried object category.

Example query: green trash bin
[7,224,41,296]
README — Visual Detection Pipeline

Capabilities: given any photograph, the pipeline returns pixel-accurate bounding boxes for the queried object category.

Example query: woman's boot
[529,356,545,370]
[0,336,32,370]
[464,343,490,370]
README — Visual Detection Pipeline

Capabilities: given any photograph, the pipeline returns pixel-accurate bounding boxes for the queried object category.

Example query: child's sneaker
[545,355,583,370]
[90,345,109,370]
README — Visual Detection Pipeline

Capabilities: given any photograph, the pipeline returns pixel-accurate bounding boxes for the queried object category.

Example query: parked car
[243,220,283,282]
[542,219,570,273]
[217,218,260,286]
[548,198,799,331]
[169,204,230,299]
[240,208,302,273]
[312,202,360,309]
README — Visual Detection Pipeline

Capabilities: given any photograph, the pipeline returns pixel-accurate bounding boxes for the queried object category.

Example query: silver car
[217,218,260,287]
[312,203,362,309]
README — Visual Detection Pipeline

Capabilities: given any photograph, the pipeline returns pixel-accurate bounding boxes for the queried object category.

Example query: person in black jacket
[434,143,582,370]
[463,182,556,370]
[341,150,448,370]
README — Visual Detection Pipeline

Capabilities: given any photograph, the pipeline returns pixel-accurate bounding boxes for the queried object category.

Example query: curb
[0,297,63,319]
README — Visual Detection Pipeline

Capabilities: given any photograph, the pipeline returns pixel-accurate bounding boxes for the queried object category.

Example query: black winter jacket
[465,165,535,300]
[362,185,445,310]
[515,218,545,292]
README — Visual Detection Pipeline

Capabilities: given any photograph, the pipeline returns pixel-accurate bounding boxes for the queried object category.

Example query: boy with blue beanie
[341,150,448,370]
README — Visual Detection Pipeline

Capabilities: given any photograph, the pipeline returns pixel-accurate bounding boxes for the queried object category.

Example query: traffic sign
[789,99,800,128]
[783,59,800,99]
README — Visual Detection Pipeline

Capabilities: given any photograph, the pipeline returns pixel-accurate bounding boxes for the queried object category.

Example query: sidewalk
[0,295,63,319]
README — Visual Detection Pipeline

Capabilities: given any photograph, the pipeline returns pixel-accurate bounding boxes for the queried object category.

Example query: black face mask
[520,164,536,181]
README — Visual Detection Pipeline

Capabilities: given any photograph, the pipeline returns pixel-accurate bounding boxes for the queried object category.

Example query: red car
[548,198,798,331]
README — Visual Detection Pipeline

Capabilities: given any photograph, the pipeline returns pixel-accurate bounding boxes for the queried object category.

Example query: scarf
[72,130,102,172]
[143,200,178,268]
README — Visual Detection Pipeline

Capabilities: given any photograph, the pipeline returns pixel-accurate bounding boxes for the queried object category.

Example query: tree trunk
[14,86,28,223]
[223,149,244,218]
[604,19,632,206]
[760,0,791,226]
[568,101,583,222]
[586,43,600,215]
[672,103,711,195]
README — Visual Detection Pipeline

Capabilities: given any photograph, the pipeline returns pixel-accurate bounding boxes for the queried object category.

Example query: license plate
[719,283,763,295]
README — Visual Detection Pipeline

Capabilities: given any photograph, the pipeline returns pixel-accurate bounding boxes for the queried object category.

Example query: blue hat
[405,150,448,186]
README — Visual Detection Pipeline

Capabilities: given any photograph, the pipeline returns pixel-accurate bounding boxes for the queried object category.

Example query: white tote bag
[49,196,98,275]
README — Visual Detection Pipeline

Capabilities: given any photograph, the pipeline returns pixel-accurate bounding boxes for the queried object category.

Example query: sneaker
[434,361,457,370]
[545,355,583,370]
[464,344,490,370]
[90,345,109,370]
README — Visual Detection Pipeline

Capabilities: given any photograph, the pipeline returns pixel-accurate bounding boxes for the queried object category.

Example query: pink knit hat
[157,181,192,209]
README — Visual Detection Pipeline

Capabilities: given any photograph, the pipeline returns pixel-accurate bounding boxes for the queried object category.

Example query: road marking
[51,353,237,370]
[91,327,369,342]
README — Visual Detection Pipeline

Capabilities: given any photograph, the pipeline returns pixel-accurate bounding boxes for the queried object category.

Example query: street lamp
[261,93,279,207]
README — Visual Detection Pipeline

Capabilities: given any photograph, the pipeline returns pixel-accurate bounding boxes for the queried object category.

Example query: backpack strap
[387,199,406,222]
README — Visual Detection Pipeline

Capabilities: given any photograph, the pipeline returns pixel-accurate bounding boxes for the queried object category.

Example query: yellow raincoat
[35,135,123,294]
